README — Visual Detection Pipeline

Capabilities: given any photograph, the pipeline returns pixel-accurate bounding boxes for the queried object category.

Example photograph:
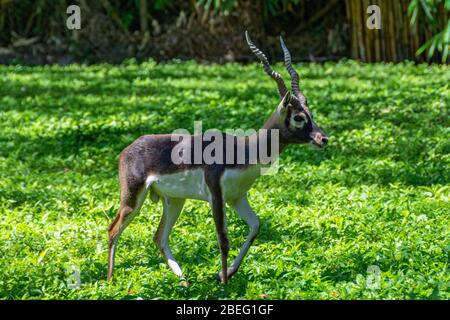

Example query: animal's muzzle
[311,132,328,148]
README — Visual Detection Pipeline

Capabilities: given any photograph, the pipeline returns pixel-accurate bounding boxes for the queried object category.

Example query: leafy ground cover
[0,60,448,299]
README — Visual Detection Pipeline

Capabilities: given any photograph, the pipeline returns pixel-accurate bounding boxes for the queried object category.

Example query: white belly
[147,169,211,201]
[146,166,260,202]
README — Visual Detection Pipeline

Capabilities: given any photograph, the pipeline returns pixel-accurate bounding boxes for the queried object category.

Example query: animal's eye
[293,114,304,122]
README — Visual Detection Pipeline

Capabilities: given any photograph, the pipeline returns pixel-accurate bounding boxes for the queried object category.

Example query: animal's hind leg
[154,197,185,277]
[226,195,259,279]
[107,185,147,281]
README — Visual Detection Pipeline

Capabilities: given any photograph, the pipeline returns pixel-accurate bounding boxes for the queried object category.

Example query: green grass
[0,60,449,300]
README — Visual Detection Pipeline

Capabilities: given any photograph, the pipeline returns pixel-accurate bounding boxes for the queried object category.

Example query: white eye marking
[290,113,307,129]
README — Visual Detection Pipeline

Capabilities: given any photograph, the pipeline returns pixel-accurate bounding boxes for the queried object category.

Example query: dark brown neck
[261,111,290,153]
[244,112,290,166]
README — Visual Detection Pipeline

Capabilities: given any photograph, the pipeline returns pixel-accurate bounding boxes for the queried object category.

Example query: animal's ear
[277,91,292,117]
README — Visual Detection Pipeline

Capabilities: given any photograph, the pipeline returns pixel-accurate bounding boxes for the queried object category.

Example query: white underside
[146,166,261,203]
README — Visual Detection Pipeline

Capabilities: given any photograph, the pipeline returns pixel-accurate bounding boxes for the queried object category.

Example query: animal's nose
[312,132,328,147]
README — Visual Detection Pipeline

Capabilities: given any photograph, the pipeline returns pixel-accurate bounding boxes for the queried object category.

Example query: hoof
[216,272,228,284]
[179,280,190,287]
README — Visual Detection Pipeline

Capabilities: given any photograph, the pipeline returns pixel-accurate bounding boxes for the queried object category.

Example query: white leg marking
[155,197,185,277]
[108,243,116,271]
[168,258,183,277]
[228,195,260,275]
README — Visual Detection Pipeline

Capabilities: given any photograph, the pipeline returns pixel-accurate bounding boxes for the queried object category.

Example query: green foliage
[408,0,450,62]
[0,60,449,299]
[153,0,176,11]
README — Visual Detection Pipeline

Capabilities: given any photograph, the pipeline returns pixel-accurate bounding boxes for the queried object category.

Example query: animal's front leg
[154,197,185,278]
[226,195,260,279]
[210,193,229,284]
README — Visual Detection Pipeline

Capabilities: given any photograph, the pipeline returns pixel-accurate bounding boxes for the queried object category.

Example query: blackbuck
[107,31,328,283]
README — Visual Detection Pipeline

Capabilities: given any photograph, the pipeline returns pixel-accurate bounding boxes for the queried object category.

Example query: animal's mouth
[309,139,328,148]
[309,132,328,148]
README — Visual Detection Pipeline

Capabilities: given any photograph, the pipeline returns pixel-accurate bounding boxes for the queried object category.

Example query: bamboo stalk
[386,0,393,61]
[383,0,390,61]
[355,0,365,61]
[413,8,421,61]
[346,0,358,59]
[363,0,372,62]
[401,0,409,60]
[350,0,358,60]
[379,0,387,61]
[393,0,401,60]
[389,4,397,61]
[373,0,381,61]
[405,0,416,60]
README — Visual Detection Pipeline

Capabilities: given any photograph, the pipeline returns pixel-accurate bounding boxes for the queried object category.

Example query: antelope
[107,31,328,284]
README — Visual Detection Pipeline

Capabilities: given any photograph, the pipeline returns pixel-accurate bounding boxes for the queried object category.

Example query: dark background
[0,0,449,64]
